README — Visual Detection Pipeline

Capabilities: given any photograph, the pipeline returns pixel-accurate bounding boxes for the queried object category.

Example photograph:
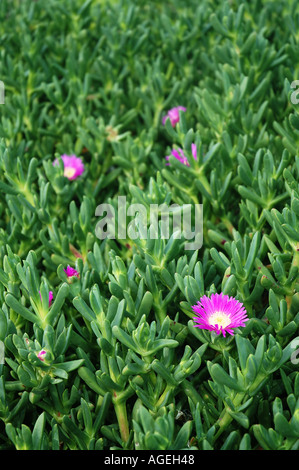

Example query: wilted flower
[166,143,197,166]
[37,349,47,361]
[105,125,119,142]
[192,293,249,337]
[162,106,186,127]
[53,154,85,180]
[64,265,80,278]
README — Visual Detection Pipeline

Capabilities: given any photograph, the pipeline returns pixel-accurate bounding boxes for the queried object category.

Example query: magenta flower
[39,290,53,307]
[162,106,186,127]
[37,349,47,361]
[48,291,54,305]
[166,143,197,166]
[53,154,85,180]
[192,293,249,337]
[64,265,80,278]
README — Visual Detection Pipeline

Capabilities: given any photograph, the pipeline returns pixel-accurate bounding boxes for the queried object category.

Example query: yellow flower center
[209,312,231,328]
[64,167,76,179]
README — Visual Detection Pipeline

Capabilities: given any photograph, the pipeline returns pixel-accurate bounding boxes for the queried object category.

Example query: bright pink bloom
[37,349,47,361]
[166,143,197,166]
[39,290,53,307]
[162,106,186,127]
[64,265,80,278]
[48,291,53,305]
[192,293,249,337]
[53,154,84,180]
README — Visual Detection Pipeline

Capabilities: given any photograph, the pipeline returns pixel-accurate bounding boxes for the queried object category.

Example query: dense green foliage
[0,0,298,450]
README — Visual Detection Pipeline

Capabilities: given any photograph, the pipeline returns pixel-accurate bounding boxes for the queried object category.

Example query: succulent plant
[0,0,298,452]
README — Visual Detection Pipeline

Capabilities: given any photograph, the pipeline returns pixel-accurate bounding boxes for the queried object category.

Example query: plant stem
[114,399,130,444]
[214,409,233,441]
[213,392,246,442]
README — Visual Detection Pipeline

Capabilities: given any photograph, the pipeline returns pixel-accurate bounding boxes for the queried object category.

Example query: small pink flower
[37,349,47,361]
[162,106,186,127]
[166,143,197,167]
[53,154,84,180]
[39,291,53,307]
[192,293,249,337]
[48,291,54,305]
[64,265,80,278]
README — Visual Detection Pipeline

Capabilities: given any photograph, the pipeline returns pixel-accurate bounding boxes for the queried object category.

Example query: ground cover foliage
[0,0,298,451]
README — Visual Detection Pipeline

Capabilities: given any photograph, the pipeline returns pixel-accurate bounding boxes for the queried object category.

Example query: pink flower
[53,154,84,180]
[64,265,80,278]
[48,291,53,305]
[162,106,186,127]
[166,143,197,166]
[192,293,249,337]
[37,349,47,361]
[39,291,53,307]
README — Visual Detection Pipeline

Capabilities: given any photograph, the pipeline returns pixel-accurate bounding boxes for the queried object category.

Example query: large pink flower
[53,154,84,180]
[166,143,197,166]
[162,106,186,127]
[192,293,249,337]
